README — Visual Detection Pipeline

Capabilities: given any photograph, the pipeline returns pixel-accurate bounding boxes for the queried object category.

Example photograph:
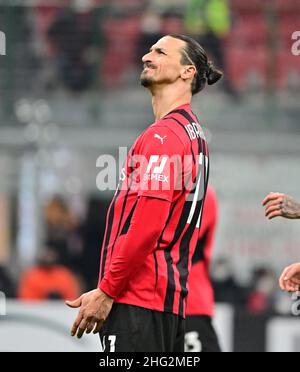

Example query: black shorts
[99,303,185,352]
[185,315,221,352]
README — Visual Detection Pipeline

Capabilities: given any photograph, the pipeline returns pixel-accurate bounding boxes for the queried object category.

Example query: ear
[181,65,197,81]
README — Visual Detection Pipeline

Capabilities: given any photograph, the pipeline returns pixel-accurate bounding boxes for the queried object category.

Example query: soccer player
[66,34,222,351]
[262,192,300,220]
[185,185,221,352]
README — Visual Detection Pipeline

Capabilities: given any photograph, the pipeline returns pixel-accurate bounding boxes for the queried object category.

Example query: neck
[150,85,192,121]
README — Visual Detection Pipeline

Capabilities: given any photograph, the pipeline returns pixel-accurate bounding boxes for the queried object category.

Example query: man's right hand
[262,192,300,220]
[279,263,300,292]
[66,288,114,339]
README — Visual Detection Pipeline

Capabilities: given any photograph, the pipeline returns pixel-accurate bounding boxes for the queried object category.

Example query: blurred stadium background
[0,0,300,352]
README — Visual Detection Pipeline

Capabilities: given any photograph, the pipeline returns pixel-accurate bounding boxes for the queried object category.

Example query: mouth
[143,64,156,72]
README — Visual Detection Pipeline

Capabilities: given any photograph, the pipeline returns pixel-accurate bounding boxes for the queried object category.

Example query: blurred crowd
[211,258,292,315]
[32,0,236,95]
[1,0,299,100]
[0,195,110,301]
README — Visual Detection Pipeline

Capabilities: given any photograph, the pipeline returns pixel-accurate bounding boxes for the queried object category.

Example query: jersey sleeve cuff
[99,279,118,299]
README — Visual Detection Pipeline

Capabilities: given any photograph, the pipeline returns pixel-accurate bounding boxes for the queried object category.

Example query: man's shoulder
[154,117,195,148]
[140,121,187,150]
[131,122,186,158]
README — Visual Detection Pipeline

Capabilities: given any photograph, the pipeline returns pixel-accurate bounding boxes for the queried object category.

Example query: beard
[140,68,176,88]
[140,71,154,87]
[140,77,153,87]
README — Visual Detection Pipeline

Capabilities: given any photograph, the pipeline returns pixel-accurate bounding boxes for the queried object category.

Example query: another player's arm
[279,263,300,292]
[262,192,300,220]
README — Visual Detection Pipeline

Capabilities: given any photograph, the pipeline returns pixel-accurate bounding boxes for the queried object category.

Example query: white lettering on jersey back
[185,122,205,141]
[187,153,203,225]
[196,155,209,228]
[187,154,209,227]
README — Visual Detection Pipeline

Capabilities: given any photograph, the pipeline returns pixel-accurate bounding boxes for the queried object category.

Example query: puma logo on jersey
[154,134,167,144]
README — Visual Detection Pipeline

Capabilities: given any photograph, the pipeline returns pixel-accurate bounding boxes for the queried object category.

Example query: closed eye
[150,47,167,55]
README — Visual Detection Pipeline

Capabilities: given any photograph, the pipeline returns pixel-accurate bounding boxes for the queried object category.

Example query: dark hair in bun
[169,34,223,95]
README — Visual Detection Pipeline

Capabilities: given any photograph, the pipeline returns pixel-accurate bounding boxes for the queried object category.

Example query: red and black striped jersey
[98,103,209,317]
[186,185,218,317]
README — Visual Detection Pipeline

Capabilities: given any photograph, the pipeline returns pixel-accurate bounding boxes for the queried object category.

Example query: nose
[142,50,153,64]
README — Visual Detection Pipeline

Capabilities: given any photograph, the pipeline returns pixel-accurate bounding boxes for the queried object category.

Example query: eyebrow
[150,46,167,54]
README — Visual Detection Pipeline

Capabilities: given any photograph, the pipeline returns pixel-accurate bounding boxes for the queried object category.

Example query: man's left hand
[66,288,114,339]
